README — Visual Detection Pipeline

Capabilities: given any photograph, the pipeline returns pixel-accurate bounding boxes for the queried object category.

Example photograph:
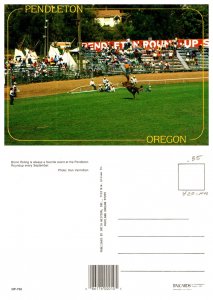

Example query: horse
[122,81,143,99]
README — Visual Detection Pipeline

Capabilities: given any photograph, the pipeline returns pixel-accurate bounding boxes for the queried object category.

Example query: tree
[5,4,208,56]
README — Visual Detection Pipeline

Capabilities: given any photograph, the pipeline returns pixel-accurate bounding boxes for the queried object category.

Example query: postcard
[1,2,212,300]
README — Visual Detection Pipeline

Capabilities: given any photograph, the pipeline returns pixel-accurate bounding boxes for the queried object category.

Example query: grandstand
[5,40,209,85]
[177,47,209,71]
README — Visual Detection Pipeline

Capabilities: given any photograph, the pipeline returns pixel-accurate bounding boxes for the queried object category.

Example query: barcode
[88,265,119,289]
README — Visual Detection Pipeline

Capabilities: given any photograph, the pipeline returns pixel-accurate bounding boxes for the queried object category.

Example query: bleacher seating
[82,49,186,75]
[5,45,209,86]
[177,47,209,71]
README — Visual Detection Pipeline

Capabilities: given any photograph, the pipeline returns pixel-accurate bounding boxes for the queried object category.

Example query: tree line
[5,4,208,55]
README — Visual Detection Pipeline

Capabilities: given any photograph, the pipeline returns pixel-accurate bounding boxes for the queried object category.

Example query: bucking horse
[122,74,143,99]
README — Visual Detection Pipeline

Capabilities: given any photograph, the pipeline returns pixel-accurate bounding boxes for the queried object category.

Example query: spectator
[44,56,49,64]
[74,71,80,79]
[185,56,190,65]
[168,50,173,59]
[104,82,111,92]
[164,61,170,71]
[153,51,158,60]
[157,50,161,60]
[90,78,96,90]
[198,45,203,53]
[162,41,167,50]
[10,88,14,105]
[159,61,164,73]
[50,57,54,65]
[11,74,16,85]
[124,38,132,50]
[145,85,152,92]
[98,84,104,92]
[28,56,32,65]
[54,54,59,64]
[12,82,17,97]
[110,84,115,92]
[151,62,156,73]
[161,52,166,61]
[103,76,108,85]
[186,50,190,58]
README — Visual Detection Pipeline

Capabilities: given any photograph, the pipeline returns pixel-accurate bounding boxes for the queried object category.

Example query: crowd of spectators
[82,38,207,75]
[185,49,200,67]
[81,38,185,76]
[5,53,70,85]
[5,38,207,85]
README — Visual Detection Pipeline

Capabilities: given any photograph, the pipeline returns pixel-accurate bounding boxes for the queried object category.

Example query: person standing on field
[90,78,97,90]
[10,88,14,105]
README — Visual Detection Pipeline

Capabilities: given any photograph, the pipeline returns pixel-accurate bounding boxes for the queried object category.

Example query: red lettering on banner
[184,40,192,47]
[114,41,120,49]
[94,42,101,51]
[101,42,108,49]
[87,42,94,49]
[81,39,208,51]
[132,41,139,48]
[203,39,209,47]
[192,39,199,47]
[143,41,149,48]
[150,41,156,48]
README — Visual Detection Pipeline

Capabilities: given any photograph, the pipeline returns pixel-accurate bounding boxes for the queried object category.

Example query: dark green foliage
[5,4,208,55]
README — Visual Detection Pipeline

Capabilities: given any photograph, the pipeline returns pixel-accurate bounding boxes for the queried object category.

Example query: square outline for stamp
[178,163,205,191]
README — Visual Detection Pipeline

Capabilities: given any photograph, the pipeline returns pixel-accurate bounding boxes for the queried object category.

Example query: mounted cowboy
[122,74,143,99]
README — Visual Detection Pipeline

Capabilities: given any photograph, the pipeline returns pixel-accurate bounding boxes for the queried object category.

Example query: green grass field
[5,82,208,145]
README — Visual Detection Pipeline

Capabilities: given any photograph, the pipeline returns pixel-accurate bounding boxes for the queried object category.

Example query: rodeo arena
[5,36,209,99]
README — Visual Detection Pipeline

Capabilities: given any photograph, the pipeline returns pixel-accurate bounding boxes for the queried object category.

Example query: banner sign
[82,39,209,51]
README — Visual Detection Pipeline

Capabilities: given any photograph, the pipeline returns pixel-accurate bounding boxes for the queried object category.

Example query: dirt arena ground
[5,71,208,99]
